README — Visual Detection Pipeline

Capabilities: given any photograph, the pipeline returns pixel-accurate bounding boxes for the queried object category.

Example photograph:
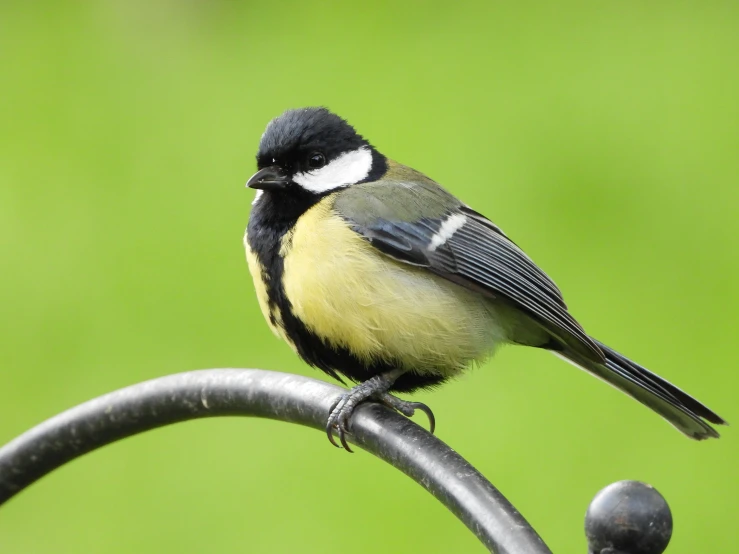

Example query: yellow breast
[280,196,503,376]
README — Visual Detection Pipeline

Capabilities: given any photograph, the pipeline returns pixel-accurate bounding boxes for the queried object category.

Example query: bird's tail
[557,339,726,440]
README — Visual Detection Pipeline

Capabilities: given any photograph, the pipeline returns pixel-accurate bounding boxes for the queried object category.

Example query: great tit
[244,107,725,451]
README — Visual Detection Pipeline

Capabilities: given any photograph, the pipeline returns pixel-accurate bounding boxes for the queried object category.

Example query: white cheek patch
[428,213,467,251]
[292,146,373,193]
[251,189,264,206]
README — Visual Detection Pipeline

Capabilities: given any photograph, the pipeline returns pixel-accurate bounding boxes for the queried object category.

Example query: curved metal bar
[0,369,551,554]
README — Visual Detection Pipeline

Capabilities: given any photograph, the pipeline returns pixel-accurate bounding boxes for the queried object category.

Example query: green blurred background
[1,1,737,552]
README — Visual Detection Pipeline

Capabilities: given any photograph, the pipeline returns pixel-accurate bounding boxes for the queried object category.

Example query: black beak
[246,166,290,191]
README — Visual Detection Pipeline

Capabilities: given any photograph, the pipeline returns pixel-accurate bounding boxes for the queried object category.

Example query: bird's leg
[326,368,435,452]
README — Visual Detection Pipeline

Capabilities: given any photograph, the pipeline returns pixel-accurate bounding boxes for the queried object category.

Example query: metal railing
[0,369,672,553]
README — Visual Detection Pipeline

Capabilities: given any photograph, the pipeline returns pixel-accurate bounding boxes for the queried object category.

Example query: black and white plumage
[244,107,725,449]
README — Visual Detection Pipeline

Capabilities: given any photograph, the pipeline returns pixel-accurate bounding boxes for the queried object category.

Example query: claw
[326,398,342,449]
[326,396,354,451]
[375,393,436,434]
[337,425,352,453]
[326,427,341,449]
[410,401,436,434]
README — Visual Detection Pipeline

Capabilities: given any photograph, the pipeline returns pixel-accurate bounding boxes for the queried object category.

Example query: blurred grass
[1,1,737,552]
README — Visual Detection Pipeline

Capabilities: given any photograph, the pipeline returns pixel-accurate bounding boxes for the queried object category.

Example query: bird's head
[246,107,386,199]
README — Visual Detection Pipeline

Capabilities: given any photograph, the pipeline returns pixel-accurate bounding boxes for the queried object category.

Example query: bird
[243,107,725,451]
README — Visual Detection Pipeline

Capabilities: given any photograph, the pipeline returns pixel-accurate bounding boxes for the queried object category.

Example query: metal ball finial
[585,480,673,554]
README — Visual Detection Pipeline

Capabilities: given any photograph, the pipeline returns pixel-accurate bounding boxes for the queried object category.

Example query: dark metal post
[0,368,551,554]
[585,480,673,554]
[0,369,680,553]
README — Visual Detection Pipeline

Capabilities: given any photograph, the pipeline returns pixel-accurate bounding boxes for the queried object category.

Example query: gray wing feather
[334,171,604,363]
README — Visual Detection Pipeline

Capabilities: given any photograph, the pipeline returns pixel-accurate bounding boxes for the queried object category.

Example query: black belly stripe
[247,190,448,392]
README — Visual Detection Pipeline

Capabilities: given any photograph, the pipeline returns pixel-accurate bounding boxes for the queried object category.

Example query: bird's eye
[307,152,326,170]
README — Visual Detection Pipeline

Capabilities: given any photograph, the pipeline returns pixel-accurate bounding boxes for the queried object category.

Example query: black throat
[247,188,347,382]
[246,187,318,326]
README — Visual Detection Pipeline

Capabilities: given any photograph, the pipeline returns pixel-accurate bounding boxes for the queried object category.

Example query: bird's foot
[326,370,435,452]
[375,393,435,434]
[326,374,393,452]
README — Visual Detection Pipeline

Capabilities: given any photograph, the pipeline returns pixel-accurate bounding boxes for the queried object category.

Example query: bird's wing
[334,173,604,363]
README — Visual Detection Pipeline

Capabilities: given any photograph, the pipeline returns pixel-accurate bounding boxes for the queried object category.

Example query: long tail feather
[557,339,726,440]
